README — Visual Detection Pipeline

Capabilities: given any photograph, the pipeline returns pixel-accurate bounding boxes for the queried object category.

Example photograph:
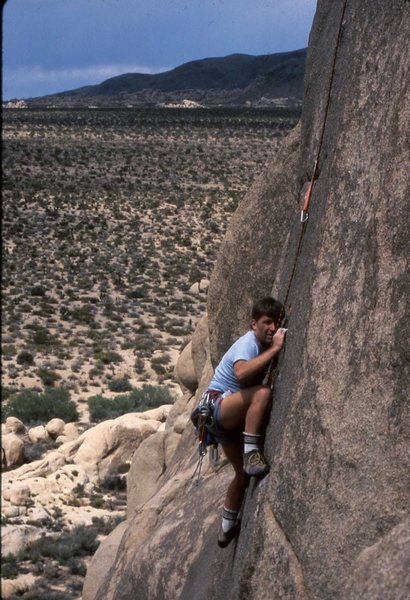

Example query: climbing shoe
[217,521,241,548]
[243,450,270,478]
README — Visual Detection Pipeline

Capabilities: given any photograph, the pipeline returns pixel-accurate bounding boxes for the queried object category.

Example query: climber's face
[251,314,279,346]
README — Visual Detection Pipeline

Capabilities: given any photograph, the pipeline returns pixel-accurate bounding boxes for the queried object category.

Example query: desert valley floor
[1,106,299,598]
[2,107,298,418]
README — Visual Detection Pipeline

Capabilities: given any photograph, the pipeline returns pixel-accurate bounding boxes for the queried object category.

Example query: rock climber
[200,297,287,548]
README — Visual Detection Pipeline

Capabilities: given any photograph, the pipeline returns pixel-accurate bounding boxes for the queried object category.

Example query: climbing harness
[264,0,349,389]
[191,391,219,483]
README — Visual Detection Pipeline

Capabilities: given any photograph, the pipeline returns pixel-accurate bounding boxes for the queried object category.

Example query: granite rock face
[85,2,410,599]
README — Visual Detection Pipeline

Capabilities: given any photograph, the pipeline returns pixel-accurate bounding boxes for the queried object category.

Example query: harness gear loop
[191,392,218,482]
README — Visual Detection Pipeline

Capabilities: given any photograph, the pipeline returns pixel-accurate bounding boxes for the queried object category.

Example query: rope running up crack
[265,0,349,389]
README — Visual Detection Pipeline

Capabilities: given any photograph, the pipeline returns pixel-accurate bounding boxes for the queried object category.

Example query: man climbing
[199,297,287,548]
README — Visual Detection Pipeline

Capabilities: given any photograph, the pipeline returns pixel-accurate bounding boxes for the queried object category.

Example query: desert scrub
[19,524,100,566]
[1,552,26,579]
[37,367,61,387]
[2,387,78,424]
[94,349,123,364]
[88,384,174,422]
[151,354,172,376]
[2,343,16,357]
[16,349,35,365]
[108,377,133,392]
[29,325,59,348]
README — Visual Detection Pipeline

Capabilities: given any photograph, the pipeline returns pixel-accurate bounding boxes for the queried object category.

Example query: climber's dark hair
[251,297,284,323]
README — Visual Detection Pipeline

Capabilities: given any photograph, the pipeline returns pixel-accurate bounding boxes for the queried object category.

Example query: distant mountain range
[26,48,307,108]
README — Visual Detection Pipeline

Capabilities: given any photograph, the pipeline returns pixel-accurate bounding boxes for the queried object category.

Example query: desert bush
[134,357,145,373]
[108,377,133,392]
[66,557,87,576]
[94,350,123,364]
[87,394,135,422]
[88,384,174,422]
[31,326,58,348]
[30,284,46,296]
[91,515,125,535]
[2,343,16,357]
[17,349,35,365]
[1,385,18,401]
[37,367,61,387]
[129,384,174,410]
[20,524,99,564]
[68,304,95,324]
[2,387,78,424]
[1,552,22,579]
[24,439,56,463]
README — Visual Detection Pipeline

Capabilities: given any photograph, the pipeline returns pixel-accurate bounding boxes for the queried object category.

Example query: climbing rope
[265,0,349,389]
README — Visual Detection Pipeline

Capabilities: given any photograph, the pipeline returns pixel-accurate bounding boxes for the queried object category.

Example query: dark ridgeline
[24,49,307,108]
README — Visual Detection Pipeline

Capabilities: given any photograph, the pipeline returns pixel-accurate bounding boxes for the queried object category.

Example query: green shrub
[1,553,21,579]
[108,378,133,393]
[20,524,99,564]
[1,385,18,401]
[16,350,35,365]
[87,394,135,422]
[37,368,61,387]
[67,557,87,576]
[69,304,95,324]
[151,354,171,376]
[94,350,123,364]
[130,384,174,410]
[2,344,16,357]
[2,387,78,424]
[31,326,58,347]
[91,515,125,535]
[87,384,174,422]
[30,285,46,297]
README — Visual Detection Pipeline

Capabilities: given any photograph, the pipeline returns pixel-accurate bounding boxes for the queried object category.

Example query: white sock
[243,432,261,454]
[221,506,239,532]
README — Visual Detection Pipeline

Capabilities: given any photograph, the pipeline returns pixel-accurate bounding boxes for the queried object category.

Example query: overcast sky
[3,0,317,100]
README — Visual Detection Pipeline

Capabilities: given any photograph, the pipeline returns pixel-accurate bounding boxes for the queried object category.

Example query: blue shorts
[204,390,243,445]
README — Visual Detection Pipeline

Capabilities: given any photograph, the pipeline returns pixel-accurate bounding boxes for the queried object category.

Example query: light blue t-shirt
[208,330,262,393]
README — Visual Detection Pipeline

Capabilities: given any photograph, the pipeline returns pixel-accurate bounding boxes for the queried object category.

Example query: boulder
[45,417,65,439]
[2,505,21,518]
[2,524,39,555]
[135,405,172,422]
[188,279,210,294]
[28,425,50,443]
[3,416,25,434]
[9,483,31,506]
[2,433,25,468]
[191,314,210,381]
[2,450,66,483]
[72,414,161,482]
[165,392,193,431]
[127,430,166,515]
[174,341,197,393]
[55,422,80,445]
[1,574,37,599]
